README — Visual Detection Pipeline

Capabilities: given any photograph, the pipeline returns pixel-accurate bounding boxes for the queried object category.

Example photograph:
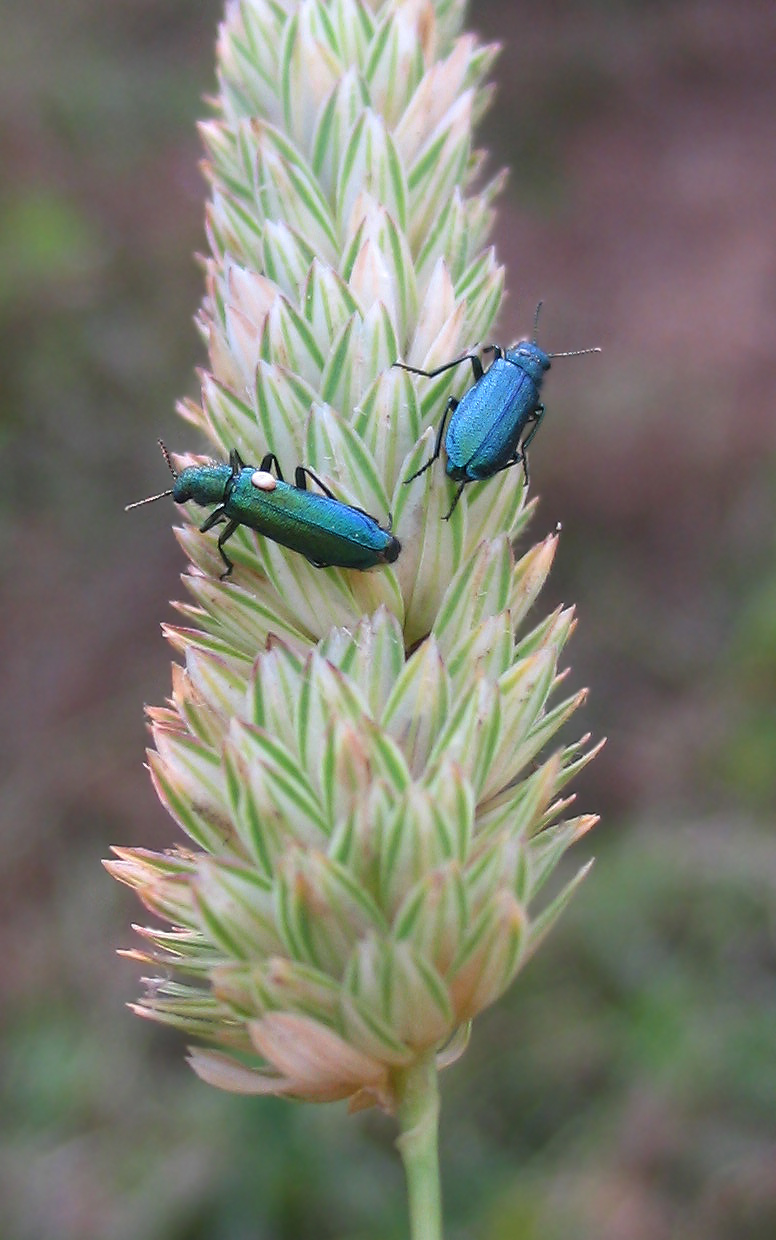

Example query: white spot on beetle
[251,470,277,491]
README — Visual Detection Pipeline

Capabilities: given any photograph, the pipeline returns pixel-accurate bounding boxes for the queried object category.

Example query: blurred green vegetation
[2,1,774,1238]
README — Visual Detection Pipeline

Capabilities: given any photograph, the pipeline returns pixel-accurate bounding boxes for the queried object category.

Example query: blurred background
[2,0,775,1236]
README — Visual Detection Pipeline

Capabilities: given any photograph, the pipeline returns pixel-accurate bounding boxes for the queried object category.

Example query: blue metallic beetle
[127,441,400,578]
[395,303,600,518]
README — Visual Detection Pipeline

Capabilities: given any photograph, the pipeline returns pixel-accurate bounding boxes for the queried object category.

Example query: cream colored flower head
[108,0,599,1114]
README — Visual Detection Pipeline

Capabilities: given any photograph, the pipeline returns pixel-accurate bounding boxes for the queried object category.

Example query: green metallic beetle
[127,441,400,578]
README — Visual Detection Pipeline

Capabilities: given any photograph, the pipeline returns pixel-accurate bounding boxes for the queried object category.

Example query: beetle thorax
[172,463,232,506]
[504,341,551,385]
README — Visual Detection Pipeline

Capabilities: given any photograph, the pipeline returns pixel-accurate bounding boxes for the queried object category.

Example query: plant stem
[395,1052,443,1240]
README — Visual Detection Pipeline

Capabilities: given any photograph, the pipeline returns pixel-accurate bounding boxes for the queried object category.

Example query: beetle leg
[228,449,246,475]
[436,397,457,452]
[294,466,385,523]
[521,404,545,452]
[198,506,238,577]
[393,351,485,382]
[404,397,457,484]
[442,480,467,521]
[199,505,227,533]
[517,404,545,486]
[404,458,433,485]
[259,452,284,480]
[477,434,538,491]
[481,451,531,488]
[216,519,240,579]
[295,465,338,500]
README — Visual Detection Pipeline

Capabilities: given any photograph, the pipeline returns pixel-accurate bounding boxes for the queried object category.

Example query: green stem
[394,1051,443,1240]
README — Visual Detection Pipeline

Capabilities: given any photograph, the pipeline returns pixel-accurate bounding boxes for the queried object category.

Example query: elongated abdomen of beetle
[446,358,539,480]
[226,469,399,569]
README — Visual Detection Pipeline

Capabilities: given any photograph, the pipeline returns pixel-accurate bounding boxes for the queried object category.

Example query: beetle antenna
[125,439,178,510]
[533,300,543,343]
[125,489,174,511]
[548,346,602,359]
[158,439,178,478]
